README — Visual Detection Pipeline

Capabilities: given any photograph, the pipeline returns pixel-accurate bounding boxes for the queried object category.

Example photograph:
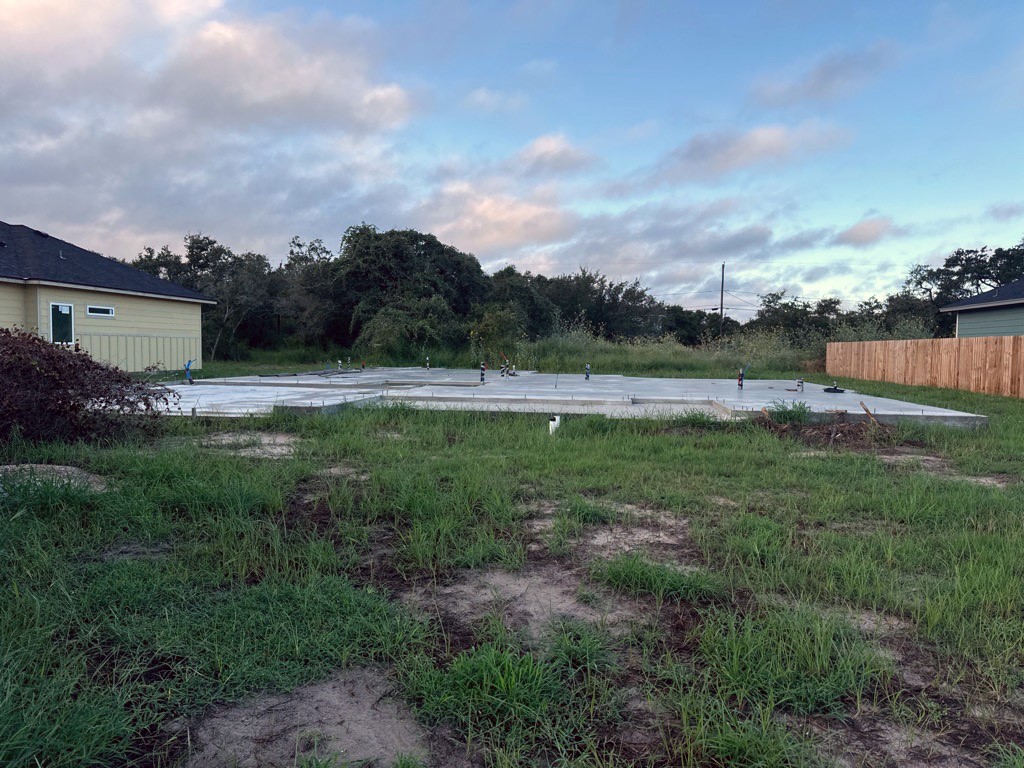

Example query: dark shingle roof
[940,276,1024,313]
[0,221,213,303]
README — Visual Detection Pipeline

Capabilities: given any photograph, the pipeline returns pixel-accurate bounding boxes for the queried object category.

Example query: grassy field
[3,364,1024,766]
[191,331,820,382]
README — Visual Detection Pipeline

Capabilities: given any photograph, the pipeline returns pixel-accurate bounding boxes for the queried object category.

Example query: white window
[87,305,116,318]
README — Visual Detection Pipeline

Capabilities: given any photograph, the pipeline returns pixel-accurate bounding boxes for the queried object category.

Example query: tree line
[132,224,1024,361]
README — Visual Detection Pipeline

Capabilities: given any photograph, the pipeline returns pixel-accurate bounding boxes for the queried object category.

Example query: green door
[51,303,73,344]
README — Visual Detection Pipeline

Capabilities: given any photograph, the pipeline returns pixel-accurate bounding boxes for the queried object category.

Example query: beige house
[0,221,214,372]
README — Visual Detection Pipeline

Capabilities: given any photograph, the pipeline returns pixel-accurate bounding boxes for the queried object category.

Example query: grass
[189,329,819,381]
[695,604,891,715]
[591,553,730,604]
[3,358,1024,765]
[402,621,624,763]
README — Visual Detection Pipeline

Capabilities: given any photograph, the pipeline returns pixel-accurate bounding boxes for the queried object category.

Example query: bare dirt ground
[182,668,435,768]
[788,710,987,768]
[0,463,108,491]
[770,420,1011,487]
[201,432,298,458]
[876,450,1012,488]
[321,464,370,482]
[579,508,701,566]
[405,563,638,644]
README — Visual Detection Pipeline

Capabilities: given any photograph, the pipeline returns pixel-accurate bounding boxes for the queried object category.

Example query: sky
[2,0,1023,319]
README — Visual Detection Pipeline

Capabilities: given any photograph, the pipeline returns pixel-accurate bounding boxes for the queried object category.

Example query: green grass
[695,604,891,715]
[401,621,624,763]
[3,365,1024,765]
[189,329,818,381]
[658,661,821,768]
[590,553,730,604]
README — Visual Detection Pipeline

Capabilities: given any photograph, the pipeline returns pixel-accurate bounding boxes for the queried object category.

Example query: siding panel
[7,285,205,371]
[0,283,25,328]
[956,307,1024,338]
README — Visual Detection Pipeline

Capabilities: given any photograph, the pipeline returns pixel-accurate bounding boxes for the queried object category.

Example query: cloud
[520,58,557,76]
[986,201,1024,221]
[513,134,594,175]
[773,228,832,252]
[831,215,907,247]
[0,1,416,259]
[618,121,847,190]
[419,181,579,254]
[463,87,528,112]
[502,199,826,297]
[752,42,896,107]
[154,19,412,131]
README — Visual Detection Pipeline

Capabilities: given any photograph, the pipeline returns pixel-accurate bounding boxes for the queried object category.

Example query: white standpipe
[549,415,561,434]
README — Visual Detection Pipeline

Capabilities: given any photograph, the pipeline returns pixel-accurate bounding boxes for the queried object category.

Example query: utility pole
[718,262,725,337]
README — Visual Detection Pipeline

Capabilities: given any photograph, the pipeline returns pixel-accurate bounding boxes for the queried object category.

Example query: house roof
[0,221,214,304]
[939,276,1024,313]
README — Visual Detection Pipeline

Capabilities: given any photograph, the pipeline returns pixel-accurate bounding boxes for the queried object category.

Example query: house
[0,221,214,371]
[940,276,1024,338]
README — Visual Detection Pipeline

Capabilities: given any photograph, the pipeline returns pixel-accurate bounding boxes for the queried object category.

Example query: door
[50,303,74,344]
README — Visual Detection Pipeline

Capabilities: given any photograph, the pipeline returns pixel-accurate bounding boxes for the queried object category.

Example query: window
[50,303,74,344]
[87,305,115,318]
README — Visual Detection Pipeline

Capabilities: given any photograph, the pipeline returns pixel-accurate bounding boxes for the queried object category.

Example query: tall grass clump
[591,553,730,604]
[696,605,892,715]
[401,622,623,763]
[659,662,820,768]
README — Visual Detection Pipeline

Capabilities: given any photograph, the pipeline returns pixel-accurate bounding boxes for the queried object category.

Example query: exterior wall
[0,281,26,328]
[956,306,1024,338]
[22,285,203,372]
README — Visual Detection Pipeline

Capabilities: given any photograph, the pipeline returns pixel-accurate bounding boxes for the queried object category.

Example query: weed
[766,399,813,424]
[590,553,730,604]
[660,662,821,768]
[696,604,892,715]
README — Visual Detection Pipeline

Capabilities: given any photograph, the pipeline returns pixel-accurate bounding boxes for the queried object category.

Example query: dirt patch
[321,464,370,482]
[849,608,915,636]
[789,710,986,768]
[182,668,429,768]
[406,563,637,643]
[779,425,1011,488]
[580,515,701,568]
[876,451,1011,488]
[99,540,172,562]
[523,499,560,548]
[709,495,739,509]
[0,463,107,491]
[202,432,298,459]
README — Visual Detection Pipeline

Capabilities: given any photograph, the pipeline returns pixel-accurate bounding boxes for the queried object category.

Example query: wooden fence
[826,336,1024,398]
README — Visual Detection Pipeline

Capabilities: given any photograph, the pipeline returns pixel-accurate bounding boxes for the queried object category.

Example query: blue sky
[1,1,1022,319]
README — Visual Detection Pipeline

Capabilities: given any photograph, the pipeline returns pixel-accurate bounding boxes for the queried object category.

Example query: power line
[725,290,758,307]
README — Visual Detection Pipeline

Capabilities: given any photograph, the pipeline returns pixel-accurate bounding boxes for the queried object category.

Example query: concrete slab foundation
[162,367,987,427]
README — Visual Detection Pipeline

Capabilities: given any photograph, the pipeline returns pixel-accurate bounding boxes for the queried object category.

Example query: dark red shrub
[0,328,175,443]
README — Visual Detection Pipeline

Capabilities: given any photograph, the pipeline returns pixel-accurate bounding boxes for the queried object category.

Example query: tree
[906,239,1024,336]
[488,265,557,339]
[278,237,344,346]
[134,235,273,361]
[534,268,665,339]
[663,307,739,345]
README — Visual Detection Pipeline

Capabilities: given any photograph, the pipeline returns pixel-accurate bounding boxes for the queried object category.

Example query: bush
[0,328,172,442]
